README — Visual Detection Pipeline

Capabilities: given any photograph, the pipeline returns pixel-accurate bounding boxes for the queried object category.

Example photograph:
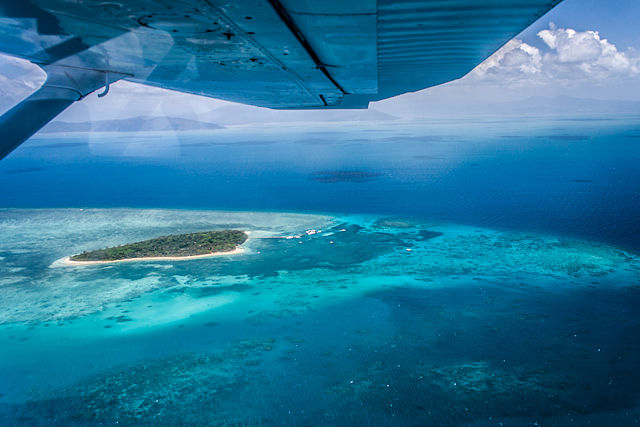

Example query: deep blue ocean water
[2,116,640,251]
[0,115,639,425]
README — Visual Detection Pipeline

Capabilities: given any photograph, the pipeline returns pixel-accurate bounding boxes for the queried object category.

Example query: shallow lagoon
[1,208,639,425]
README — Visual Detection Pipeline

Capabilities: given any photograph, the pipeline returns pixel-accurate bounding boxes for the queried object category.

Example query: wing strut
[0,65,122,160]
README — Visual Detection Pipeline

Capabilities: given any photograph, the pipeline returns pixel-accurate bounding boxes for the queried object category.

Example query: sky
[0,0,639,124]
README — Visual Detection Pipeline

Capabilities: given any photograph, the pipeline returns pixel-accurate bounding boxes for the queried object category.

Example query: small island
[68,230,247,263]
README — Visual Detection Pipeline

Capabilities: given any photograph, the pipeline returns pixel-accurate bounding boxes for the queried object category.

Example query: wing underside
[0,0,562,159]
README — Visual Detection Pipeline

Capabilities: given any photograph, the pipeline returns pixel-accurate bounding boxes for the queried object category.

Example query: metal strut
[0,65,122,160]
[97,72,110,98]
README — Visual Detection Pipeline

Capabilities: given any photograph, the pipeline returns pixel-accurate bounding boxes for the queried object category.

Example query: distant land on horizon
[485,96,640,116]
[39,96,640,132]
[204,104,398,125]
[41,116,224,133]
[376,95,640,119]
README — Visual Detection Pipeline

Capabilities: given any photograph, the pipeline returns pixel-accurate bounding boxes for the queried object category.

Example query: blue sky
[521,0,640,50]
[0,0,638,123]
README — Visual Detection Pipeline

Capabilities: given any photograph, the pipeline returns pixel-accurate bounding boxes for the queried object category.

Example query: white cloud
[474,39,543,77]
[472,24,640,84]
[539,25,638,77]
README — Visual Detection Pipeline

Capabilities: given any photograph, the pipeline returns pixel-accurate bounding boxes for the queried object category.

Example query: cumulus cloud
[474,39,543,78]
[472,24,640,83]
[539,25,639,76]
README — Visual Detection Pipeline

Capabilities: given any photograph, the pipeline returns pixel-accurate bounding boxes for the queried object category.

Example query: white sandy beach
[52,247,245,267]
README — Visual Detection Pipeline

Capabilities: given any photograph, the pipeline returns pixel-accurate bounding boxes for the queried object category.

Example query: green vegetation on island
[70,230,247,261]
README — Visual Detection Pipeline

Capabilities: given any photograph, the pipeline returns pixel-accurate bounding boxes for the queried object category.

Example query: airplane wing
[0,0,562,159]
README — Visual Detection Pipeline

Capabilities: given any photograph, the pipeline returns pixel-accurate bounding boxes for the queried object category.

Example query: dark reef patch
[30,142,88,149]
[417,230,443,240]
[413,155,445,160]
[3,167,45,174]
[373,217,416,229]
[181,140,279,147]
[310,170,382,183]
[537,135,590,141]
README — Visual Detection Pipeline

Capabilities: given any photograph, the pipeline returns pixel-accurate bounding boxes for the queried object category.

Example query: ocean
[0,115,639,425]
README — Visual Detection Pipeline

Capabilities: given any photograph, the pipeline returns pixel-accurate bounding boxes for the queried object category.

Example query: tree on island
[71,230,247,261]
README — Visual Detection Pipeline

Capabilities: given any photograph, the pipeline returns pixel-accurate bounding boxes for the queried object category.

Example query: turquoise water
[1,208,639,425]
[1,116,640,425]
